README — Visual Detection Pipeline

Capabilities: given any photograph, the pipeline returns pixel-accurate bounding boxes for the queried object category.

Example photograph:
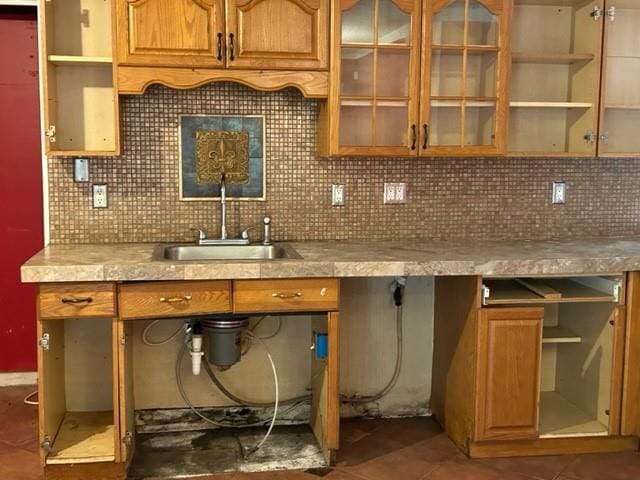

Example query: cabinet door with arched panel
[420,0,510,156]
[226,0,329,70]
[116,0,225,68]
[325,0,422,156]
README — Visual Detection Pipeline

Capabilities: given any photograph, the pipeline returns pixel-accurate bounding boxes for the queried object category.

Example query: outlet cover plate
[552,181,566,204]
[93,184,108,208]
[332,184,345,206]
[384,182,407,204]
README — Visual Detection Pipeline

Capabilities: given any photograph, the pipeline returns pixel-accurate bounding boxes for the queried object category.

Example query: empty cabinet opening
[40,318,116,465]
[539,302,616,437]
[124,313,337,478]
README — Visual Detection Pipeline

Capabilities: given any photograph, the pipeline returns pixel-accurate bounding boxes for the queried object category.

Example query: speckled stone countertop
[19,238,640,283]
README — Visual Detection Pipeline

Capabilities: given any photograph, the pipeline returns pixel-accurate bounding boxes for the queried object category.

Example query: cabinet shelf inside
[46,411,115,464]
[48,55,113,66]
[509,101,592,108]
[542,326,581,344]
[605,104,640,110]
[512,52,594,64]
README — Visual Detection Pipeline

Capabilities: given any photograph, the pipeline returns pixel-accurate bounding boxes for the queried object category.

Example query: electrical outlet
[74,158,89,182]
[331,184,345,206]
[552,181,566,204]
[92,184,108,208]
[384,182,407,204]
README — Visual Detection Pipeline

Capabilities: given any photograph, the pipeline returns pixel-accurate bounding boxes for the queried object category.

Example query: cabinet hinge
[38,333,50,351]
[613,280,621,303]
[590,5,603,20]
[123,431,133,446]
[40,435,52,452]
[481,284,490,306]
[607,5,615,21]
[600,131,609,145]
[120,333,128,346]
[584,131,597,144]
[44,125,56,143]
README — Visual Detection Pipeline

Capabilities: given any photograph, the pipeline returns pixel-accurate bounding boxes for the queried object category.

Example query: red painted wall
[0,8,43,372]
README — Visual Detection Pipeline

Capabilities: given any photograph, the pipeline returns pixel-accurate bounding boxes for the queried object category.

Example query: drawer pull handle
[272,292,303,299]
[159,295,192,304]
[61,296,93,305]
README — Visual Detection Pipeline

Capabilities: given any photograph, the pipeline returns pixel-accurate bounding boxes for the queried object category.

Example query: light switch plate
[74,158,89,182]
[92,184,108,208]
[384,182,407,204]
[552,181,566,204]
[331,184,345,206]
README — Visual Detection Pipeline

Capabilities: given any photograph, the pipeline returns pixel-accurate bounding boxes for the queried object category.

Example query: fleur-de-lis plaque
[195,130,250,185]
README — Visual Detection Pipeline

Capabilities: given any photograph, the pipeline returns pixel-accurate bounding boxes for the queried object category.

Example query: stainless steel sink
[163,243,302,261]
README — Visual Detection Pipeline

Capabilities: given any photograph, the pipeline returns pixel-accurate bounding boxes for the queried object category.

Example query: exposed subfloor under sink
[127,424,326,479]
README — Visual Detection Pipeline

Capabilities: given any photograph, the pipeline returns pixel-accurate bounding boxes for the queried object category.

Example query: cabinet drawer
[233,279,339,313]
[119,281,231,320]
[39,283,116,319]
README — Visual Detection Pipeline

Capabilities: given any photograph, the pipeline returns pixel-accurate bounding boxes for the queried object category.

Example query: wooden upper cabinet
[475,307,543,442]
[226,0,329,69]
[598,0,640,157]
[420,0,511,156]
[116,0,225,67]
[323,0,423,156]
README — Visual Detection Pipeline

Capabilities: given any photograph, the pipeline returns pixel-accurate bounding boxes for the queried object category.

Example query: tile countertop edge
[19,239,640,283]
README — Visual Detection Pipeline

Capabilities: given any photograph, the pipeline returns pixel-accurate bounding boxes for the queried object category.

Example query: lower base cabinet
[433,274,639,457]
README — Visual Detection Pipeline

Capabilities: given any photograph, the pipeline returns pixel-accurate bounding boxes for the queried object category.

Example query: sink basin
[163,244,302,261]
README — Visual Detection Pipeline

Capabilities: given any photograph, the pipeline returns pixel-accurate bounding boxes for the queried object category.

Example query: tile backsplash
[48,82,640,244]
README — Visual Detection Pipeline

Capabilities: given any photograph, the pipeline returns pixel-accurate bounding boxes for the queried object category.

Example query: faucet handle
[241,226,255,241]
[189,227,206,243]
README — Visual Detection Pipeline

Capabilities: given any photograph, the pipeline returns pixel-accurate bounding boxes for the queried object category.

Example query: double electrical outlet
[331,182,407,206]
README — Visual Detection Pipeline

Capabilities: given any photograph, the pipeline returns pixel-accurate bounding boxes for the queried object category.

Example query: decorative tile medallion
[180,115,265,200]
[195,130,250,185]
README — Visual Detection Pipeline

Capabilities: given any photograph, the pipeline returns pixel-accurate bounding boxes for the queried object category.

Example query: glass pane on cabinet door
[432,0,465,45]
[431,51,463,97]
[600,109,640,154]
[464,103,496,146]
[375,101,409,146]
[342,0,375,44]
[467,0,498,46]
[430,101,462,146]
[377,49,410,97]
[341,48,374,96]
[340,101,373,145]
[465,52,497,97]
[378,0,411,45]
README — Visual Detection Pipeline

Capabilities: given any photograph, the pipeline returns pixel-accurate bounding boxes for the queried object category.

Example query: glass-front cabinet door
[598,0,640,156]
[420,0,510,155]
[331,0,421,155]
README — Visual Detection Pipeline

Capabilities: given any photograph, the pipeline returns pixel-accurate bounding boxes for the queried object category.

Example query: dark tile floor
[2,386,640,480]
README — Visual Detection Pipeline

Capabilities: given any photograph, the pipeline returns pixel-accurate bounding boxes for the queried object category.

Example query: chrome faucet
[190,173,251,246]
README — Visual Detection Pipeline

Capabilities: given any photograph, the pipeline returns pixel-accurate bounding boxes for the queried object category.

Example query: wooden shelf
[432,100,496,107]
[432,45,499,54]
[539,391,609,437]
[510,101,593,108]
[512,52,594,64]
[48,55,113,66]
[46,411,115,464]
[605,104,640,110]
[542,326,582,344]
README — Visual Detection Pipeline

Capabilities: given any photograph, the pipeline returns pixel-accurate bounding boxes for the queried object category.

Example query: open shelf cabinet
[40,0,120,156]
[507,0,603,155]
[37,317,119,465]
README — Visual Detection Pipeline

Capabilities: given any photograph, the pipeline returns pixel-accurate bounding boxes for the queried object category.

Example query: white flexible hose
[142,319,183,346]
[243,330,279,456]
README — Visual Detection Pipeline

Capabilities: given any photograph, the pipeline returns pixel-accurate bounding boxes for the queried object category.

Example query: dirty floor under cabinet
[3,386,640,480]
